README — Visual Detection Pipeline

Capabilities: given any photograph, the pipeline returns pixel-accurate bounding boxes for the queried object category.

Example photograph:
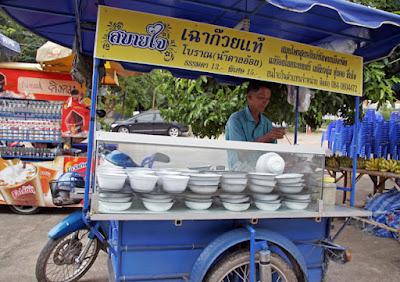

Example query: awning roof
[1,0,400,83]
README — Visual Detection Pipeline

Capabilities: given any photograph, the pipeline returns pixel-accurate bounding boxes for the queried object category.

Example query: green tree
[0,10,46,62]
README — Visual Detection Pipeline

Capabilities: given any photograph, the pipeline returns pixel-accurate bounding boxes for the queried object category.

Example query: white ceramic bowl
[99,200,132,211]
[220,177,248,185]
[219,193,248,200]
[97,174,127,191]
[189,179,221,186]
[256,152,285,174]
[284,193,312,200]
[99,192,132,198]
[220,182,247,193]
[142,198,174,211]
[249,178,276,186]
[283,199,311,210]
[221,172,248,179]
[183,192,214,200]
[248,183,275,194]
[221,201,251,212]
[275,173,304,184]
[184,199,213,210]
[254,201,281,211]
[141,193,172,200]
[188,184,219,194]
[141,197,172,203]
[248,172,277,180]
[278,185,304,194]
[221,196,250,203]
[96,169,127,176]
[252,193,280,201]
[278,182,304,187]
[99,196,132,203]
[161,175,190,193]
[189,173,222,180]
[129,174,159,193]
[156,170,181,185]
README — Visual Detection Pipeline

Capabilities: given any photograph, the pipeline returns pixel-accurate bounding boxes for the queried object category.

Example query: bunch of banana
[365,158,379,171]
[356,157,366,169]
[338,156,353,168]
[394,161,400,174]
[379,158,392,172]
[325,156,339,168]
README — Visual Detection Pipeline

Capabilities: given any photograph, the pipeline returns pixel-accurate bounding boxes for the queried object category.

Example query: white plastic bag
[287,85,315,112]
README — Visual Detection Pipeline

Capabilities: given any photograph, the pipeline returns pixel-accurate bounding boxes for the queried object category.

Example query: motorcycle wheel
[204,249,297,282]
[36,229,100,282]
[9,205,41,215]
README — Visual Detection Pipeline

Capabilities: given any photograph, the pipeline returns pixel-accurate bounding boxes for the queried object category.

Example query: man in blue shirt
[225,80,285,169]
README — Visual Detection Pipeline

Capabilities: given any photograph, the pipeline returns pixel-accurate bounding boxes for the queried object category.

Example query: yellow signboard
[95,6,363,96]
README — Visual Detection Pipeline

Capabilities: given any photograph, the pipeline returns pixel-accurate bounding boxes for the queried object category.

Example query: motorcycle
[35,150,170,282]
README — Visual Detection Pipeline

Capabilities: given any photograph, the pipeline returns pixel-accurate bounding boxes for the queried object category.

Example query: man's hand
[269,127,286,139]
[255,127,286,143]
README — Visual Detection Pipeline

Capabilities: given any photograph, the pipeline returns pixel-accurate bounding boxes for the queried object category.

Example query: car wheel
[117,126,130,133]
[168,126,180,137]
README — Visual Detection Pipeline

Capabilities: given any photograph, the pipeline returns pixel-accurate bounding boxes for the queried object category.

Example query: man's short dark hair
[247,80,275,93]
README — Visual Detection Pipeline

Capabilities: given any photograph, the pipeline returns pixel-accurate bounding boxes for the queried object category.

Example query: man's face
[247,87,271,113]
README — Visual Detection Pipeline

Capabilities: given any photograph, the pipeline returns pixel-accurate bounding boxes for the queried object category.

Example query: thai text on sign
[95,6,363,96]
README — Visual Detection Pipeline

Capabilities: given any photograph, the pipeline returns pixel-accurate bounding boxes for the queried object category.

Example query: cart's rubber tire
[9,205,41,215]
[118,126,130,133]
[168,126,180,137]
[36,229,100,282]
[204,249,298,282]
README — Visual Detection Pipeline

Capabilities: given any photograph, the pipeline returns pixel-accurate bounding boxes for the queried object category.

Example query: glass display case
[88,132,336,221]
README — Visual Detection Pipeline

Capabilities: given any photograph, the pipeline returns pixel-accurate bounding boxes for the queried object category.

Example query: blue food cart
[4,1,400,281]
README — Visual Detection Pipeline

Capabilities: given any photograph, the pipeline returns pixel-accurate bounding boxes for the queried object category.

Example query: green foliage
[0,10,46,62]
[158,75,248,138]
[98,119,110,131]
[379,103,394,121]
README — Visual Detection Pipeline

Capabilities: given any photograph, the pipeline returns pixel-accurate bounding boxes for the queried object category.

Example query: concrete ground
[0,131,399,281]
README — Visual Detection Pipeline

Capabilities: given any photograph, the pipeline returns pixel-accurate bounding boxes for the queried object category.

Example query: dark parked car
[110,110,189,137]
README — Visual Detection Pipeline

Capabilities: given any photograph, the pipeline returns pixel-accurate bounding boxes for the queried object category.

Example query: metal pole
[83,58,101,213]
[350,96,360,207]
[259,249,272,282]
[294,86,299,145]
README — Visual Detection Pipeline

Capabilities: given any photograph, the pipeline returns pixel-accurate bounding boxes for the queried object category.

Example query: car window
[154,113,165,122]
[136,113,155,122]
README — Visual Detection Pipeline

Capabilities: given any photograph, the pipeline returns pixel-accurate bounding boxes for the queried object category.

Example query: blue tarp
[0,32,20,55]
[364,188,400,240]
[1,0,400,82]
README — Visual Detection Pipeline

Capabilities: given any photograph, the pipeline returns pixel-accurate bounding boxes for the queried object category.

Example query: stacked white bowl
[251,193,282,211]
[220,172,248,193]
[182,192,214,210]
[282,192,312,210]
[275,173,304,194]
[247,172,277,194]
[141,193,174,211]
[96,166,127,191]
[219,193,251,211]
[154,170,190,194]
[187,173,221,194]
[127,170,159,193]
[98,192,132,211]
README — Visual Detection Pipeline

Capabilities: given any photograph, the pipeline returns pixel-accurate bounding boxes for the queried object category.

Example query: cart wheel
[204,249,297,282]
[9,205,41,215]
[36,229,100,282]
